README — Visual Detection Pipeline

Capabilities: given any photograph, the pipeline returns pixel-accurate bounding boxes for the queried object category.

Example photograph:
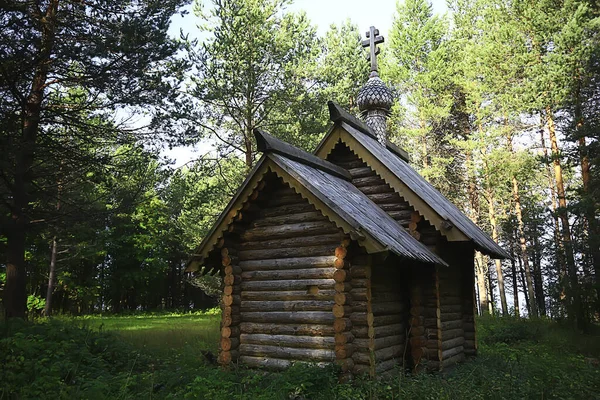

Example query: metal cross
[361,26,384,73]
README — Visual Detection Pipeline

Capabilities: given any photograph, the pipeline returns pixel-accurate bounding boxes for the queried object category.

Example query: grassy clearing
[1,313,599,399]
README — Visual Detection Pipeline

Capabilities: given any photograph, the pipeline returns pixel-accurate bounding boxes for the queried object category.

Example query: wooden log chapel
[187,26,510,377]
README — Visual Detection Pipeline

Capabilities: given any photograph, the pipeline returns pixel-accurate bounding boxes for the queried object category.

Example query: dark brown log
[350,265,371,279]
[410,306,424,316]
[426,352,465,370]
[333,269,347,283]
[423,319,462,330]
[240,233,344,250]
[440,304,462,313]
[334,258,346,269]
[350,287,368,300]
[441,346,464,360]
[335,246,347,259]
[333,318,352,333]
[373,314,403,326]
[353,345,403,364]
[239,344,335,361]
[222,305,239,317]
[241,221,339,241]
[240,300,333,312]
[410,336,428,347]
[360,185,394,195]
[266,194,305,207]
[242,311,335,324]
[251,211,327,228]
[239,256,336,271]
[464,332,475,340]
[353,175,384,187]
[222,294,241,306]
[334,292,347,305]
[220,337,240,351]
[240,333,335,349]
[334,159,366,169]
[371,301,406,315]
[222,314,241,327]
[333,304,351,318]
[353,323,404,339]
[222,326,240,338]
[334,332,354,345]
[224,265,242,276]
[354,335,405,351]
[442,328,464,340]
[240,322,335,336]
[241,278,334,292]
[350,278,368,289]
[335,344,355,359]
[350,312,372,326]
[258,203,316,218]
[441,312,462,321]
[353,364,371,375]
[223,274,241,286]
[378,202,411,211]
[239,245,337,261]
[388,210,414,220]
[334,282,352,292]
[376,358,401,374]
[368,192,402,203]
[336,357,355,373]
[241,289,335,301]
[441,337,465,350]
[241,267,335,281]
[347,167,374,178]
[223,285,240,296]
[218,350,239,365]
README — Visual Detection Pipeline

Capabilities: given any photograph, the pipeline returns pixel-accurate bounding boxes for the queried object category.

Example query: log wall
[216,174,347,369]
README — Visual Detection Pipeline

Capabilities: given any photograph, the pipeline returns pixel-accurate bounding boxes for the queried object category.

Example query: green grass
[1,312,599,399]
[72,309,222,357]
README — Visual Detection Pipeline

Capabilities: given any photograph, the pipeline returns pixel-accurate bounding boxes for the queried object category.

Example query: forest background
[1,0,599,331]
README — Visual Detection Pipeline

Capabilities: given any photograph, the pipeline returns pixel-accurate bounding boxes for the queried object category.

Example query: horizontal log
[411,336,428,347]
[424,319,463,330]
[353,364,371,375]
[354,335,405,351]
[218,350,239,365]
[240,233,344,250]
[239,245,337,261]
[370,291,404,302]
[350,312,372,326]
[241,267,335,281]
[333,304,352,318]
[426,351,465,370]
[347,167,374,178]
[222,305,240,317]
[334,318,352,333]
[224,265,242,276]
[333,269,347,283]
[240,279,334,292]
[241,289,335,302]
[239,344,335,362]
[360,184,394,195]
[239,256,336,271]
[223,274,241,286]
[335,246,347,259]
[374,314,404,326]
[222,314,241,327]
[220,337,240,351]
[423,308,441,318]
[441,346,464,360]
[334,282,352,293]
[350,287,368,300]
[240,333,335,349]
[350,265,371,279]
[353,323,404,339]
[258,203,317,218]
[464,348,477,357]
[353,175,385,187]
[242,311,335,324]
[354,345,403,364]
[441,312,462,322]
[223,285,240,296]
[334,159,366,169]
[240,300,333,312]
[371,301,406,316]
[378,202,411,211]
[221,326,240,338]
[240,322,334,336]
[350,278,368,288]
[376,358,400,374]
[336,357,355,373]
[334,292,347,305]
[464,339,476,349]
[335,343,355,359]
[441,337,465,350]
[222,295,241,306]
[266,194,305,207]
[335,332,354,345]
[368,192,402,203]
[443,328,464,340]
[464,331,475,340]
[250,211,327,228]
[241,221,339,241]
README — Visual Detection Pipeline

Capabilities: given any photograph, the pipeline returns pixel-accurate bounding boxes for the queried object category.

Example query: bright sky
[164,0,449,166]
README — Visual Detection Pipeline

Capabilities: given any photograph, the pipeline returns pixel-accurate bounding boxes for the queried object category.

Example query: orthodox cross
[361,26,384,73]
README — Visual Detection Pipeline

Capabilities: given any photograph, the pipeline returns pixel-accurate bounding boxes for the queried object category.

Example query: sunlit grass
[70,309,222,357]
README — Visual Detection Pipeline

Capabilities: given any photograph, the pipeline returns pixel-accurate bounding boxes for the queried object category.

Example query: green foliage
[26,295,46,315]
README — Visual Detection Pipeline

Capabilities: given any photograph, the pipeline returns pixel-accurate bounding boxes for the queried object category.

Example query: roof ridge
[254,128,351,181]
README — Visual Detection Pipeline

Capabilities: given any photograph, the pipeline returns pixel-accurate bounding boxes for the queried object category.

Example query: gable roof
[188,130,448,272]
[316,102,511,260]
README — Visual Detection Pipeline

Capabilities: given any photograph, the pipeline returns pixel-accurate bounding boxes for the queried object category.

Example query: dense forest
[0,0,598,330]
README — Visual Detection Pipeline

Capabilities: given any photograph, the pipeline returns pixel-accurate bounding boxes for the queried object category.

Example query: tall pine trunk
[43,237,58,316]
[487,191,508,315]
[546,109,584,328]
[4,0,60,318]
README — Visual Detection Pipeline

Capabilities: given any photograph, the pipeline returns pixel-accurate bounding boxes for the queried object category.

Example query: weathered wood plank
[240,221,340,241]
[241,311,335,324]
[241,267,335,281]
[240,300,333,312]
[239,233,344,250]
[239,344,335,361]
[239,322,335,336]
[240,278,335,291]
[240,333,335,349]
[239,256,336,271]
[241,289,335,301]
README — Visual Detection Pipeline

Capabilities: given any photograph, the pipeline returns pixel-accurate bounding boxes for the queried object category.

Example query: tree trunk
[475,252,490,315]
[511,175,538,317]
[517,253,531,316]
[531,226,547,316]
[487,188,508,315]
[510,246,520,317]
[547,109,583,328]
[4,0,60,319]
[43,237,58,317]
